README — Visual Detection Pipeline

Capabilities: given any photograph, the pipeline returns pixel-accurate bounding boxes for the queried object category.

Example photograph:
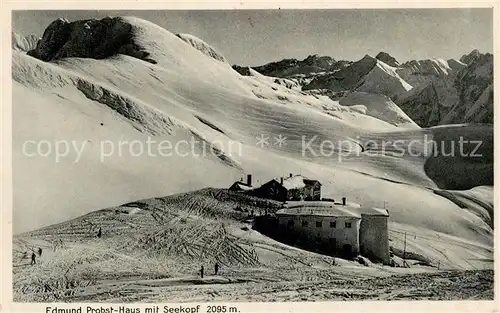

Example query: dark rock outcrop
[303,55,377,91]
[232,65,252,76]
[251,58,300,77]
[397,82,444,127]
[443,53,493,124]
[27,17,156,64]
[375,52,399,67]
[397,52,493,126]
[301,54,336,68]
[459,49,482,66]
[248,55,342,78]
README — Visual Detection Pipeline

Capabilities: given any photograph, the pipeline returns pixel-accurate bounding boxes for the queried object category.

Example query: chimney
[247,174,252,186]
[342,197,346,206]
[289,173,293,178]
[280,177,284,185]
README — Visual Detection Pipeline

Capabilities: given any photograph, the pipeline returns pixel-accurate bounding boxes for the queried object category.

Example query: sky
[12,9,493,66]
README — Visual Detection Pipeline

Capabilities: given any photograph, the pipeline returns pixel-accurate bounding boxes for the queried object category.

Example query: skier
[38,247,43,256]
[30,252,36,265]
[215,262,219,275]
[200,265,204,279]
[97,227,102,238]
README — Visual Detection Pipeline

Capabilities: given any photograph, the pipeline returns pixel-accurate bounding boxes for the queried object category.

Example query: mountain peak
[459,49,483,65]
[302,54,336,67]
[375,51,400,67]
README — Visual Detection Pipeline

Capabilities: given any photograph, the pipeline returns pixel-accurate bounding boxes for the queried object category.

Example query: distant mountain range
[13,28,493,128]
[233,50,493,127]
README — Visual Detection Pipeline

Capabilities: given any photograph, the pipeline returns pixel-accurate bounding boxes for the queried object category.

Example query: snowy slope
[12,17,493,269]
[356,59,413,99]
[12,32,39,52]
[176,33,228,63]
[339,92,418,128]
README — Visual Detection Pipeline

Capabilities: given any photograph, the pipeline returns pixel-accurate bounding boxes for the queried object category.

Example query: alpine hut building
[252,174,321,202]
[275,200,390,264]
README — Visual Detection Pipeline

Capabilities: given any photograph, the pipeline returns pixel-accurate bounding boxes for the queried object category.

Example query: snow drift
[339,92,418,128]
[176,33,228,63]
[12,32,39,52]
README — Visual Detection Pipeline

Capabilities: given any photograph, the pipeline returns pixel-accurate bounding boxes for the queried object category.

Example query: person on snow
[30,252,36,265]
[214,262,219,275]
[200,265,204,279]
[97,227,102,238]
[38,247,43,256]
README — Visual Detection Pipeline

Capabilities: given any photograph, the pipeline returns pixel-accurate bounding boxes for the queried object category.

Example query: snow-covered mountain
[12,32,39,52]
[240,50,493,127]
[12,17,493,270]
[397,52,493,126]
[244,54,342,78]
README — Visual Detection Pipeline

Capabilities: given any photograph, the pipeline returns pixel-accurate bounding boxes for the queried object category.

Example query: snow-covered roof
[279,201,389,218]
[284,201,360,209]
[359,207,390,216]
[281,175,320,190]
[282,175,306,189]
[277,205,361,218]
[230,182,253,191]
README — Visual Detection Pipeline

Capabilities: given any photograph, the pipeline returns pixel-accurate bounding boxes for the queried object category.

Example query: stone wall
[359,214,390,264]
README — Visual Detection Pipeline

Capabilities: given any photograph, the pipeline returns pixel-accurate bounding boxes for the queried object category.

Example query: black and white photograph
[7,6,495,305]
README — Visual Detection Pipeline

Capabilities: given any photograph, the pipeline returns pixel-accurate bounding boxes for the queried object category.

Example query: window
[330,221,336,228]
[301,220,308,227]
[345,222,352,228]
[316,221,322,228]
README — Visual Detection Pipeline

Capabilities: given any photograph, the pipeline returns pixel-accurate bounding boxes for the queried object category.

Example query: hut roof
[282,175,306,189]
[230,182,253,191]
[278,201,389,218]
[277,203,361,218]
[360,207,390,216]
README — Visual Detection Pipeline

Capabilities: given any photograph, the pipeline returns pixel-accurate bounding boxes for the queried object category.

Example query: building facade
[275,202,390,263]
[276,204,362,257]
[251,179,288,202]
[359,208,390,264]
[302,179,322,200]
